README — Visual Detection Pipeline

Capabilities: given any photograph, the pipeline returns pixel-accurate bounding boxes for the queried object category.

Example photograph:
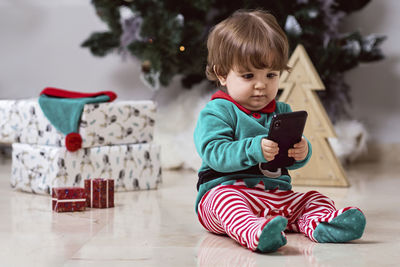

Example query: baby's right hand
[261,138,279,161]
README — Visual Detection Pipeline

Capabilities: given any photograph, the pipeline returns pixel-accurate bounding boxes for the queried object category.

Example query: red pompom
[65,132,82,152]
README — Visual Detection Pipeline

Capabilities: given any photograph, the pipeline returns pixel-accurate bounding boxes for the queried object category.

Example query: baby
[194,9,366,252]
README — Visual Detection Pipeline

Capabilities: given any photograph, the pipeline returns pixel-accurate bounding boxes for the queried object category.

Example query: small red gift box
[84,178,114,208]
[52,187,87,212]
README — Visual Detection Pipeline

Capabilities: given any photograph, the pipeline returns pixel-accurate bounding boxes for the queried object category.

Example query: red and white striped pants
[197,180,357,251]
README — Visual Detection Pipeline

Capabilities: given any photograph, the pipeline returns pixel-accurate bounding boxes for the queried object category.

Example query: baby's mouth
[251,95,267,98]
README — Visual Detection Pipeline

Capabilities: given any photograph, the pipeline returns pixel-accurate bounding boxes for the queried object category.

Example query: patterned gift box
[11,142,162,195]
[0,99,156,147]
[84,178,114,208]
[52,187,86,212]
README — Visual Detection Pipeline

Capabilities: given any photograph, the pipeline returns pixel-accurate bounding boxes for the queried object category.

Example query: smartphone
[260,111,308,171]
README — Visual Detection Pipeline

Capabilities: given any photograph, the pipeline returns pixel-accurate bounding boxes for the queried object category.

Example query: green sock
[256,216,288,253]
[313,209,366,243]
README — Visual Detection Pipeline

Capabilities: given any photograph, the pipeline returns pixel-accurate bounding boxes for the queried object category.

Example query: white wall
[343,0,400,143]
[0,0,154,100]
[0,0,399,143]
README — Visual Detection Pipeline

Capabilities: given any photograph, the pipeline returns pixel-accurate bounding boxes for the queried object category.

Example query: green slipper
[256,216,288,253]
[313,209,366,243]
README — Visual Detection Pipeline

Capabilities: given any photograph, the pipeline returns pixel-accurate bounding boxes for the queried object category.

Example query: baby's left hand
[288,137,308,161]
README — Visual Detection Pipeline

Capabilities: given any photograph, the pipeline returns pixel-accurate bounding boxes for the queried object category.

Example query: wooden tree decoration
[279,44,349,187]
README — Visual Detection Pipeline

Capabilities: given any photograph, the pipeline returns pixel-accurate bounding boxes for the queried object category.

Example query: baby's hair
[206,9,290,83]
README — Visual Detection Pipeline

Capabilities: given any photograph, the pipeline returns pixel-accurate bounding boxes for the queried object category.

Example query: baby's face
[218,67,280,111]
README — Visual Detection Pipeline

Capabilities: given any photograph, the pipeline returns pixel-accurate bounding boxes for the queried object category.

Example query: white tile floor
[0,158,399,267]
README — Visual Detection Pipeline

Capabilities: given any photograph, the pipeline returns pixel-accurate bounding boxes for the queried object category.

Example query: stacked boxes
[0,99,162,195]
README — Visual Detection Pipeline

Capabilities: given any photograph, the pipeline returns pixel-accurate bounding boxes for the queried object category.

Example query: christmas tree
[82,0,385,121]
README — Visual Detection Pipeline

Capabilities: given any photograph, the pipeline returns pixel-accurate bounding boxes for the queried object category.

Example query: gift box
[0,99,156,147]
[85,178,114,208]
[11,143,162,195]
[52,187,86,212]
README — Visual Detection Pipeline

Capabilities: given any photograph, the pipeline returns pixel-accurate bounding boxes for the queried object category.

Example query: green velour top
[193,92,312,213]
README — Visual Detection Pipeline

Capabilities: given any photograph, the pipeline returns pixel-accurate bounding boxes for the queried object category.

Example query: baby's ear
[217,76,227,86]
[214,65,227,86]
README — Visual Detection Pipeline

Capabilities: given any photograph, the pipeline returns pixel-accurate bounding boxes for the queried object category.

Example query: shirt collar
[210,90,276,114]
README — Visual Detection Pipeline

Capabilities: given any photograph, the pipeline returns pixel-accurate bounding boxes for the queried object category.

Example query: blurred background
[0,0,399,165]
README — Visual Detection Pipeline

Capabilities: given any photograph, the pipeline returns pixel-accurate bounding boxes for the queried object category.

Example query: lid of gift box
[0,99,156,148]
[52,187,86,200]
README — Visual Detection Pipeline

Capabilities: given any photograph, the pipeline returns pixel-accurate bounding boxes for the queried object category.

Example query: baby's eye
[242,73,254,79]
[267,73,278,79]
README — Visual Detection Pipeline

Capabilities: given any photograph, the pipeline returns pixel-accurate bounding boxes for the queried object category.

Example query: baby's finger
[262,139,278,147]
[266,155,275,161]
[293,154,306,161]
[293,137,306,148]
[264,151,276,160]
[288,147,302,154]
[289,148,305,158]
[263,146,279,154]
[263,146,279,153]
[292,146,306,154]
[293,142,305,149]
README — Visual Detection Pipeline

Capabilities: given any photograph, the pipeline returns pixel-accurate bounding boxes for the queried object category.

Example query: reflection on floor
[0,159,399,266]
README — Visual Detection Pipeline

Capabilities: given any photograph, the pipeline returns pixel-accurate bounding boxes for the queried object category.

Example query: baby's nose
[254,81,266,89]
